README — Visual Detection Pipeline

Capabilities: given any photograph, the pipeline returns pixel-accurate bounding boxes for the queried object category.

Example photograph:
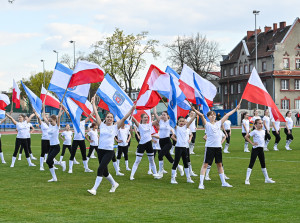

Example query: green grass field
[0,129,299,223]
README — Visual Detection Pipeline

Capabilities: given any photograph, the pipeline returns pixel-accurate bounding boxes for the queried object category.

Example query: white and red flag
[40,86,60,109]
[133,109,151,123]
[72,98,93,117]
[13,79,20,109]
[0,94,10,110]
[242,68,285,122]
[68,60,104,88]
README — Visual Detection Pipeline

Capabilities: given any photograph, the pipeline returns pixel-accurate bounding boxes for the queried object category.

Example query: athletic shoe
[178,165,184,176]
[68,169,73,174]
[126,167,131,171]
[40,167,45,171]
[85,168,94,173]
[153,173,163,179]
[273,147,279,151]
[190,171,198,177]
[224,150,230,154]
[29,163,36,167]
[130,176,135,181]
[18,157,21,161]
[263,148,269,151]
[74,160,80,165]
[285,146,292,151]
[87,189,96,195]
[61,161,66,172]
[187,178,194,183]
[171,178,178,184]
[224,175,230,180]
[162,169,168,174]
[265,178,275,183]
[244,149,250,153]
[48,178,57,182]
[90,155,97,159]
[31,156,37,160]
[170,152,174,155]
[205,176,211,181]
[245,179,250,185]
[190,151,195,155]
[54,166,58,170]
[147,170,153,175]
[198,185,205,189]
[116,172,124,176]
[222,182,233,187]
[109,183,119,193]
[2,160,6,164]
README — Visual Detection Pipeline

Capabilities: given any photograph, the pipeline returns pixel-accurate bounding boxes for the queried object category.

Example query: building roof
[208,72,221,78]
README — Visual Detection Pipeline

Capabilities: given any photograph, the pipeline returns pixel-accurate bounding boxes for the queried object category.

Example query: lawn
[0,129,299,223]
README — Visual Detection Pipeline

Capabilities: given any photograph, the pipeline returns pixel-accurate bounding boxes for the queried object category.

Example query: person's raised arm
[5,113,17,125]
[192,107,206,126]
[132,116,139,128]
[34,109,42,125]
[186,110,197,128]
[153,106,160,122]
[26,113,35,123]
[221,102,241,125]
[117,105,136,129]
[57,106,64,127]
[91,96,101,126]
[0,116,8,124]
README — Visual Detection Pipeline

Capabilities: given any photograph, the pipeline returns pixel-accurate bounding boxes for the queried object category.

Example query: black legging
[186,148,191,163]
[272,130,281,144]
[158,137,174,163]
[46,145,60,168]
[20,138,32,154]
[265,130,271,141]
[112,152,117,162]
[284,128,294,140]
[191,132,196,144]
[70,140,87,161]
[248,147,266,169]
[170,134,176,146]
[172,147,188,170]
[0,139,2,153]
[117,145,128,160]
[41,140,50,157]
[154,149,160,158]
[87,145,98,158]
[224,130,230,144]
[96,149,114,177]
[14,138,29,158]
[61,145,72,156]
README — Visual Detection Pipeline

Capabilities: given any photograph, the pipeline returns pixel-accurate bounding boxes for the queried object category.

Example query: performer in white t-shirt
[284,111,293,150]
[116,124,131,172]
[271,118,281,151]
[86,122,99,160]
[18,116,36,161]
[187,111,197,155]
[241,112,250,152]
[262,109,271,151]
[222,114,231,153]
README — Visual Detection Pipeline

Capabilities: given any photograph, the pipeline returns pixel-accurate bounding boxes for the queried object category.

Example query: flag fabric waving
[96,74,134,123]
[21,81,42,117]
[136,65,163,110]
[0,110,5,119]
[68,60,104,88]
[48,63,73,94]
[133,109,151,123]
[98,99,110,112]
[193,73,210,119]
[13,79,20,109]
[71,98,93,117]
[0,94,10,110]
[64,96,84,137]
[40,86,60,109]
[242,68,285,122]
[167,75,177,128]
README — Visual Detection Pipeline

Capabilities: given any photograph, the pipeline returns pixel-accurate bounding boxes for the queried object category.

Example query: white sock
[261,168,270,179]
[116,159,120,170]
[288,139,292,146]
[49,168,57,180]
[219,173,226,185]
[30,153,34,159]
[83,160,89,169]
[106,174,116,186]
[113,162,119,174]
[0,152,5,162]
[171,169,176,178]
[69,160,73,171]
[199,175,204,186]
[184,168,191,179]
[54,160,60,165]
[59,156,63,162]
[125,160,129,169]
[246,168,252,180]
[188,162,193,173]
[26,157,32,165]
[44,154,48,161]
[159,160,164,173]
[148,155,157,174]
[92,176,103,190]
[18,154,22,159]
[130,156,142,178]
[40,157,44,168]
[244,142,249,150]
[11,156,16,166]
[205,165,211,177]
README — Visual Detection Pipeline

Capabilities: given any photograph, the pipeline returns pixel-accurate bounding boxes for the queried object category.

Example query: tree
[165,33,221,78]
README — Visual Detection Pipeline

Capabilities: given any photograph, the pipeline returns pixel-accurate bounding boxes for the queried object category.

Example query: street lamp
[41,59,45,87]
[69,40,76,68]
[53,50,59,63]
[253,10,260,110]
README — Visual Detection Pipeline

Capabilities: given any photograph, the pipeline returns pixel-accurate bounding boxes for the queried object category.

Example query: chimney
[256,28,261,34]
[247,31,255,40]
[264,26,271,33]
[273,23,278,32]
[280,21,286,29]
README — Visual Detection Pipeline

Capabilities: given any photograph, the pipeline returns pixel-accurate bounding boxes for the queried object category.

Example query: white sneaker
[264,147,269,151]
[244,149,250,153]
[74,160,80,165]
[18,157,21,161]
[61,161,66,172]
[116,172,124,176]
[109,183,119,192]
[29,163,36,167]
[87,189,96,195]
[85,168,94,173]
[147,170,153,175]
[224,150,230,154]
[90,155,97,159]
[273,147,279,151]
[31,156,37,160]
[171,178,178,184]
[162,169,168,174]
[265,178,275,183]
[153,173,163,179]
[170,152,174,155]
[190,151,195,155]
[245,179,250,185]
[198,184,205,189]
[187,178,194,183]
[68,169,73,174]
[190,171,198,177]
[2,160,6,164]
[205,176,211,181]
[48,178,57,182]
[130,176,135,181]
[285,146,292,151]
[126,167,131,171]
[224,175,230,180]
[40,167,45,171]
[54,166,58,170]
[177,165,184,176]
[222,182,233,187]
[10,164,14,168]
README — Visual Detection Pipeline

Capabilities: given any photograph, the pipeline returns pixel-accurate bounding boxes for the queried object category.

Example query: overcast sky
[0,0,299,92]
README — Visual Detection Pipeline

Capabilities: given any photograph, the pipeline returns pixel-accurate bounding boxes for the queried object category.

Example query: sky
[0,0,299,92]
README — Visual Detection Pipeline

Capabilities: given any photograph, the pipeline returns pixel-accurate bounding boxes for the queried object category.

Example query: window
[238,83,241,93]
[230,84,234,94]
[217,86,221,94]
[281,79,289,90]
[262,62,267,71]
[224,85,227,94]
[239,66,243,75]
[249,64,253,72]
[230,68,234,76]
[223,69,227,77]
[234,67,238,75]
[281,99,289,109]
[224,103,228,109]
[296,100,300,109]
[283,58,290,69]
[244,65,249,74]
[295,80,300,90]
[231,102,234,109]
[296,59,300,69]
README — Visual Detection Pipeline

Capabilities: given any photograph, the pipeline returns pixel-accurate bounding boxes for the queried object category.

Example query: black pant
[191,132,196,144]
[61,145,72,156]
[0,139,2,153]
[154,150,160,158]
[14,138,29,158]
[46,145,60,168]
[158,137,174,163]
[70,140,87,161]
[172,147,188,170]
[117,145,128,160]
[284,128,294,140]
[296,118,299,125]
[265,130,271,141]
[272,130,281,144]
[20,138,32,154]
[248,147,266,169]
[186,148,191,163]
[224,130,230,144]
[242,133,247,142]
[87,146,98,158]
[137,141,154,154]
[41,140,50,157]
[96,149,114,177]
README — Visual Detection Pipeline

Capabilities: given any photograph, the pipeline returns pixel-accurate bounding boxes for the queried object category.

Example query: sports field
[0,129,299,223]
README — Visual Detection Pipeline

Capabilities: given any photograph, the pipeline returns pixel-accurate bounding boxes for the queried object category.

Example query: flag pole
[160,97,168,108]
[59,88,68,105]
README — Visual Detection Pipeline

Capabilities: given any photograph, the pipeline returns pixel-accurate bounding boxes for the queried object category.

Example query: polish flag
[40,86,60,109]
[71,98,93,117]
[68,60,104,88]
[0,94,10,110]
[242,68,285,122]
[135,65,164,110]
[133,109,151,123]
[13,79,20,108]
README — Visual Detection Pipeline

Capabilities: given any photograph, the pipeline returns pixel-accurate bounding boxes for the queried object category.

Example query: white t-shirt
[61,131,73,145]
[159,119,171,138]
[271,118,280,131]
[151,127,160,150]
[187,117,196,132]
[48,124,60,146]
[25,122,33,138]
[223,120,231,130]
[87,123,92,130]
[285,117,293,129]
[249,129,265,148]
[251,116,261,123]
[242,119,250,133]
[205,121,223,148]
[262,116,270,131]
[117,126,130,147]
[74,120,86,140]
[87,129,99,146]
[16,121,28,139]
[138,123,152,144]
[98,123,118,150]
[175,125,191,148]
[40,122,50,140]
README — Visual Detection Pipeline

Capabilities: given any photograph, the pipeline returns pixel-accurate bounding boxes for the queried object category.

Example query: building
[220,18,300,110]
[206,72,222,109]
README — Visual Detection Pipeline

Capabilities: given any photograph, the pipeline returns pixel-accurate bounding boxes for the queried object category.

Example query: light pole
[69,40,76,68]
[41,59,45,87]
[53,50,59,63]
[253,10,260,110]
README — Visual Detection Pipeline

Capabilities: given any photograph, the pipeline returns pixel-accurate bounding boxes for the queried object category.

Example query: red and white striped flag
[40,86,60,109]
[0,94,10,110]
[13,79,20,109]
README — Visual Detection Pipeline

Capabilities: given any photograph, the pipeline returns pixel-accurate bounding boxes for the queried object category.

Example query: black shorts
[137,141,153,154]
[191,132,196,143]
[204,147,222,164]
[242,133,246,138]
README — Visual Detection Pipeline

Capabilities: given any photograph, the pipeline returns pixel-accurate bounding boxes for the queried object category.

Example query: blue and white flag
[167,75,177,128]
[0,110,5,119]
[96,74,134,123]
[21,81,42,118]
[193,73,210,120]
[64,96,84,137]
